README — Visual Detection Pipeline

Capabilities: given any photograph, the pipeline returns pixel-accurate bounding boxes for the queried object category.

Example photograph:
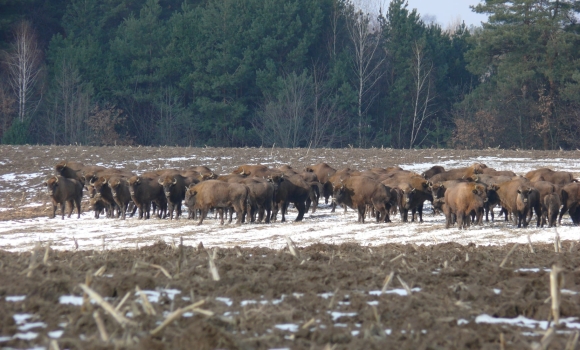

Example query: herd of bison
[45,158,580,229]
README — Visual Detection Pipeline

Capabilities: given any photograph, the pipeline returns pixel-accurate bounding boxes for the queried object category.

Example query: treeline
[0,0,579,149]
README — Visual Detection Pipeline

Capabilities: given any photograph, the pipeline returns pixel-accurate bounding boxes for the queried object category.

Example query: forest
[0,0,579,150]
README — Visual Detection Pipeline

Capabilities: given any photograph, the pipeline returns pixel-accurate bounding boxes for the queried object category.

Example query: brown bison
[427,164,485,183]
[128,176,167,219]
[333,176,391,223]
[232,164,272,177]
[186,166,216,178]
[55,161,88,184]
[44,175,83,220]
[443,182,487,229]
[305,163,337,206]
[240,177,275,223]
[495,180,540,228]
[383,175,431,222]
[158,174,191,220]
[107,176,132,219]
[90,176,118,218]
[270,174,312,222]
[531,180,557,227]
[185,180,248,225]
[481,168,517,177]
[421,165,445,179]
[525,168,577,186]
[559,183,580,225]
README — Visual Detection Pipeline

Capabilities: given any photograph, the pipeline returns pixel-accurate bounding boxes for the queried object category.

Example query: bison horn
[411,188,416,193]
[172,178,177,185]
[241,168,246,175]
[158,178,163,184]
[54,176,59,183]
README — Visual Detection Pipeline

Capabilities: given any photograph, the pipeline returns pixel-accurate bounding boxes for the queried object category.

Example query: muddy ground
[1,241,579,349]
[1,146,580,349]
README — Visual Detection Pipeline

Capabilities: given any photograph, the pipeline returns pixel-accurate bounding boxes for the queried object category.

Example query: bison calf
[544,192,561,228]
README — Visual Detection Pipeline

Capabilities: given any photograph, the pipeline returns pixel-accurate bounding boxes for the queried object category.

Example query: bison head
[128,176,141,196]
[109,179,120,197]
[201,173,215,181]
[400,186,416,209]
[45,176,59,195]
[516,185,532,204]
[55,161,67,174]
[159,176,178,198]
[430,183,445,199]
[92,177,108,198]
[472,184,488,202]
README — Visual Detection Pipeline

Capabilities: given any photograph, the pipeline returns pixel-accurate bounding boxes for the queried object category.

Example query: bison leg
[75,198,82,219]
[444,211,452,229]
[264,205,272,224]
[558,204,568,225]
[417,204,424,223]
[234,206,244,226]
[456,211,464,230]
[167,202,174,220]
[197,208,209,225]
[60,202,66,220]
[357,205,365,223]
[400,208,408,222]
[271,202,279,222]
[280,201,287,223]
[295,201,306,222]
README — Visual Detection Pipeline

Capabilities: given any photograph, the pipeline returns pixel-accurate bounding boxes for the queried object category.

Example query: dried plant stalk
[550,265,563,325]
[208,250,220,281]
[499,243,519,268]
[380,272,395,295]
[150,300,206,336]
[93,310,109,342]
[134,261,172,279]
[136,286,156,316]
[79,283,136,327]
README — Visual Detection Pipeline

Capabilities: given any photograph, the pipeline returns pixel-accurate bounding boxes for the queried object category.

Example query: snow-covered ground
[0,152,579,252]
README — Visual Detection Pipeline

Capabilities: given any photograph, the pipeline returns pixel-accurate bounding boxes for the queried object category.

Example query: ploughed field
[1,145,580,349]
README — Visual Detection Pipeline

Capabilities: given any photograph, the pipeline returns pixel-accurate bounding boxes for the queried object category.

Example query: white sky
[404,0,488,27]
[368,0,488,28]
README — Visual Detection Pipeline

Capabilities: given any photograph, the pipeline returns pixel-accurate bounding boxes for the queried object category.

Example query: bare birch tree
[3,21,42,122]
[409,42,436,148]
[346,7,385,147]
[253,71,312,148]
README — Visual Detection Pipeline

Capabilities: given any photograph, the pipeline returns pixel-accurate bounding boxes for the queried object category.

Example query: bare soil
[1,241,579,349]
